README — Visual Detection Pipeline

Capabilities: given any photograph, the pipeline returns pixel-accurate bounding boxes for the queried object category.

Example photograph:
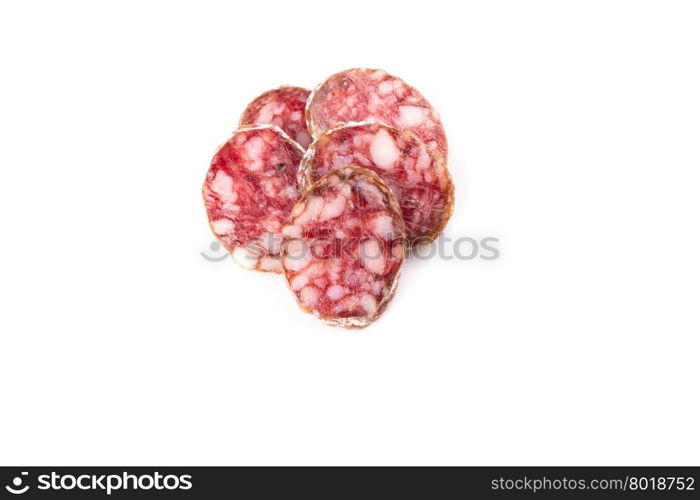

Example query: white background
[1,0,698,465]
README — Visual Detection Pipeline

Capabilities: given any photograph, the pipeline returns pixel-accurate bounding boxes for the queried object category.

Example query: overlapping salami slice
[203,125,304,272]
[300,122,454,244]
[240,86,312,149]
[282,166,405,328]
[306,68,448,161]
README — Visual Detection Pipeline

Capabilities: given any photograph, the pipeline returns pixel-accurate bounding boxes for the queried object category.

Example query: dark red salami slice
[240,86,312,149]
[300,122,454,245]
[282,166,405,328]
[306,68,448,161]
[203,125,304,272]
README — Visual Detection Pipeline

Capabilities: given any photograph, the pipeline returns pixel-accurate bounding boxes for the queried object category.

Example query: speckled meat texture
[300,122,454,244]
[240,86,312,149]
[306,68,448,162]
[282,166,405,328]
[203,125,304,273]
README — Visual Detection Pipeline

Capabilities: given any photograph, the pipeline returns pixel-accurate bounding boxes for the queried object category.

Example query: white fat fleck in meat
[360,293,378,316]
[377,80,393,95]
[221,202,240,214]
[243,136,266,171]
[299,286,320,308]
[282,224,301,238]
[313,277,329,289]
[369,128,400,170]
[383,95,398,107]
[344,217,360,229]
[283,239,311,272]
[246,159,263,171]
[256,103,275,123]
[296,131,311,148]
[326,285,348,300]
[212,218,234,235]
[319,192,346,221]
[335,295,360,314]
[279,185,298,201]
[232,246,259,270]
[371,215,395,239]
[344,267,370,288]
[211,171,237,202]
[397,106,428,128]
[360,238,386,275]
[259,232,282,254]
[263,218,282,232]
[415,150,431,171]
[331,155,354,169]
[289,273,309,291]
[305,262,326,278]
[261,179,277,197]
[368,93,382,112]
[259,256,282,272]
[340,182,353,198]
[328,260,343,281]
[294,195,324,224]
[406,169,423,185]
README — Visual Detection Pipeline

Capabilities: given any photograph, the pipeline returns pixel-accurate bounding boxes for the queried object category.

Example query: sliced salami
[300,122,454,244]
[203,125,304,273]
[282,166,405,328]
[306,68,448,161]
[240,86,312,149]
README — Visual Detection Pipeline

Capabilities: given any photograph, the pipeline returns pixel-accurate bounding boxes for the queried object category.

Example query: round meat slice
[240,86,312,149]
[282,166,405,328]
[203,125,304,273]
[300,122,454,245]
[306,68,447,162]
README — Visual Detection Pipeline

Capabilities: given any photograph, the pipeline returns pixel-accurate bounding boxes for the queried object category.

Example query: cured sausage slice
[282,166,405,328]
[306,68,447,161]
[240,86,312,149]
[203,125,304,272]
[300,122,453,244]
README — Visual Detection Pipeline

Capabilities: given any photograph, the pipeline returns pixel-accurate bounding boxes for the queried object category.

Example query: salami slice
[306,68,448,161]
[300,122,454,245]
[203,125,304,273]
[240,86,312,149]
[282,166,405,328]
